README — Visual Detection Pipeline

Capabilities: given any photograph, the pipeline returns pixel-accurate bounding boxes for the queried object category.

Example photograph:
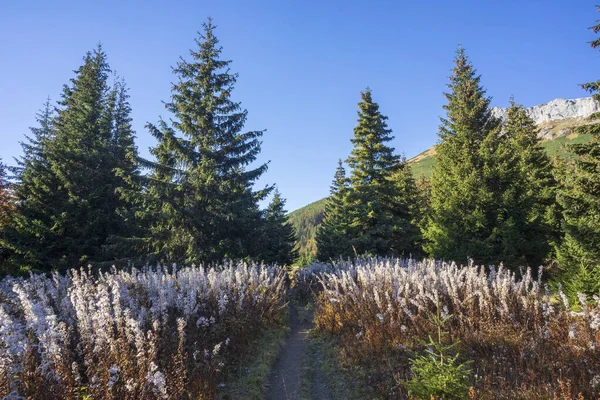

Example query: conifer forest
[1,4,600,399]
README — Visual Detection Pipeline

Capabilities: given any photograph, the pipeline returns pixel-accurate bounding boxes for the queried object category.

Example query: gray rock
[491,97,599,125]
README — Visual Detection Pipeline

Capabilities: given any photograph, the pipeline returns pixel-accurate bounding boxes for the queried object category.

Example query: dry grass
[300,258,600,399]
[0,263,287,399]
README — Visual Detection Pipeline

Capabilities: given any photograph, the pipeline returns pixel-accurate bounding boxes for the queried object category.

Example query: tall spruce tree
[554,6,600,298]
[344,88,420,257]
[140,19,270,265]
[423,47,512,265]
[2,47,139,271]
[1,100,65,271]
[503,99,557,266]
[103,80,145,260]
[316,159,352,260]
[257,190,298,266]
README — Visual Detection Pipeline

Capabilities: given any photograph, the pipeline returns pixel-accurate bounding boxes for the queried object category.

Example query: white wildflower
[108,365,120,390]
[441,305,449,319]
[213,342,222,356]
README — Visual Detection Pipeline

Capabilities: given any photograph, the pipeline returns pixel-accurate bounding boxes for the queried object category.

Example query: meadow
[2,259,600,399]
[0,263,286,399]
[299,258,600,399]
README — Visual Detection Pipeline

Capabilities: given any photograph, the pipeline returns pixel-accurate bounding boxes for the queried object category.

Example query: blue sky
[1,1,598,211]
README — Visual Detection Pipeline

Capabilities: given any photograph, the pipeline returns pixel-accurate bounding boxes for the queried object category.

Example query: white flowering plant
[308,257,600,398]
[0,263,286,399]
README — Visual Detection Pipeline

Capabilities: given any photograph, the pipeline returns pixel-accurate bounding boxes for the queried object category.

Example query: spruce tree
[344,88,419,257]
[257,190,298,266]
[103,80,145,260]
[0,158,14,271]
[554,6,600,298]
[502,99,557,267]
[423,47,510,265]
[0,158,13,231]
[1,100,65,271]
[389,156,423,257]
[316,159,352,260]
[2,47,140,271]
[140,19,270,265]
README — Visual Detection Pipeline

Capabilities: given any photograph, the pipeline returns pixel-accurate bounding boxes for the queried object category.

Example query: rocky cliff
[492,97,599,140]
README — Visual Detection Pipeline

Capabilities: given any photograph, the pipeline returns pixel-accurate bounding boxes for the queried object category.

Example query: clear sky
[1,1,599,211]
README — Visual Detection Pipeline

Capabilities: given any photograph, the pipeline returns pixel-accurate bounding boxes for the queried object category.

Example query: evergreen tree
[257,190,298,266]
[0,158,13,230]
[103,80,145,260]
[414,175,432,238]
[2,47,140,271]
[0,158,14,270]
[389,157,423,257]
[554,6,600,298]
[140,19,270,265]
[344,88,420,257]
[1,100,64,271]
[423,47,511,266]
[503,99,557,266]
[316,159,352,260]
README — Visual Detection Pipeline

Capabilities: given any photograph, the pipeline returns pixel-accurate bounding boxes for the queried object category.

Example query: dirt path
[265,304,331,400]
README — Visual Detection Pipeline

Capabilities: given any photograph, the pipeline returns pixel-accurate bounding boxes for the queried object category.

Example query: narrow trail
[265,304,332,400]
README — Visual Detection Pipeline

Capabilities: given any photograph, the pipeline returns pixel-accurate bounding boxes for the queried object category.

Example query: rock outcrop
[491,97,599,124]
[491,97,599,140]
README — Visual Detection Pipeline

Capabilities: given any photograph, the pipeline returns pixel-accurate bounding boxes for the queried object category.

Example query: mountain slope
[287,198,327,261]
[289,97,598,260]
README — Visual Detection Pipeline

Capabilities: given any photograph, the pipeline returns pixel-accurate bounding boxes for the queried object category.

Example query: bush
[404,297,471,399]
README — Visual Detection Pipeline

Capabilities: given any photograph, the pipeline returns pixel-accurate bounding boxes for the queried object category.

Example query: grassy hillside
[289,128,594,261]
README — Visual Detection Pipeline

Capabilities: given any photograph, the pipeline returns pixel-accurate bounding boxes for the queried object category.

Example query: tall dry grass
[0,263,286,399]
[305,258,600,399]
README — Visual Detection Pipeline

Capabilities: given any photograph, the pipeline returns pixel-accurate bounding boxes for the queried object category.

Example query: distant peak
[491,97,599,125]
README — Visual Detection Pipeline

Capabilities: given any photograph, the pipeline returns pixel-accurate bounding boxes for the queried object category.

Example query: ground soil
[265,304,332,400]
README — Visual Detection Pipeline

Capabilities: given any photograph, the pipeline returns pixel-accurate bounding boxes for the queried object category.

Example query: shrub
[404,297,471,399]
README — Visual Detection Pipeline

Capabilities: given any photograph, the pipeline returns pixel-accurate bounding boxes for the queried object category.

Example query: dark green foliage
[139,19,270,265]
[257,190,298,266]
[389,157,423,258]
[0,158,14,270]
[0,158,12,229]
[424,47,523,267]
[404,302,472,399]
[2,47,140,272]
[344,89,421,257]
[344,88,401,256]
[559,263,600,304]
[316,159,352,260]
[317,90,421,261]
[554,6,600,298]
[502,100,558,267]
[284,127,588,263]
[1,100,60,273]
